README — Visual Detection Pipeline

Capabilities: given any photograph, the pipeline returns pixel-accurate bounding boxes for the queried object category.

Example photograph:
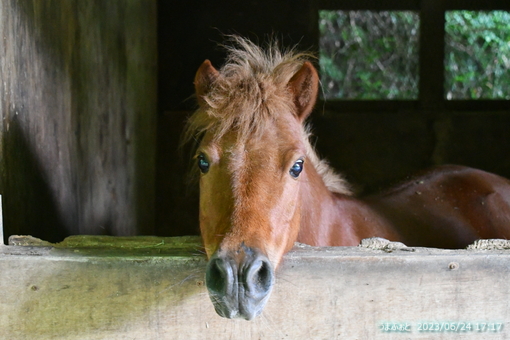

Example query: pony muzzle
[205,247,275,320]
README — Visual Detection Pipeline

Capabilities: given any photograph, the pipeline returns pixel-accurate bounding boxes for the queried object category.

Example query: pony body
[187,36,510,320]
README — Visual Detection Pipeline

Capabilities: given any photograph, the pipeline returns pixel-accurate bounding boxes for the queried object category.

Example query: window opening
[445,10,510,100]
[319,10,420,100]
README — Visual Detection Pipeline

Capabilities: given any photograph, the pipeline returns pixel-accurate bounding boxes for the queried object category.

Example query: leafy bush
[319,11,419,99]
[320,10,510,100]
[445,11,510,99]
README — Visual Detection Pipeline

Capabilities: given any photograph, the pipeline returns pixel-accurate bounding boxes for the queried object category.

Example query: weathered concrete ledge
[1,236,510,339]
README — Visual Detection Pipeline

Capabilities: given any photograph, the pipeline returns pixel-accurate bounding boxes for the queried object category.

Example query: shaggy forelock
[185,36,351,195]
[187,36,312,141]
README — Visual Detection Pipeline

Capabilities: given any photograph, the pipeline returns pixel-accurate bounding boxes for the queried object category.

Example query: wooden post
[0,195,3,245]
[0,0,157,241]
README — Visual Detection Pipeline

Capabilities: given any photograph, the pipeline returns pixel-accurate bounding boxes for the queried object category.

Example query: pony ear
[287,61,319,122]
[194,59,220,106]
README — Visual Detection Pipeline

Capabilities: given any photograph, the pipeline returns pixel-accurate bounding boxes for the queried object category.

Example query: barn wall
[2,236,510,339]
[0,0,157,242]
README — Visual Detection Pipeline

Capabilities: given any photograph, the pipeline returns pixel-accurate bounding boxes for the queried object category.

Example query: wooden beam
[445,0,510,10]
[317,0,420,11]
[0,195,3,245]
[419,0,446,111]
[1,236,510,339]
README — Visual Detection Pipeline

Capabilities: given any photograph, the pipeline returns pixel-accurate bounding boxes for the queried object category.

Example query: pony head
[187,37,349,320]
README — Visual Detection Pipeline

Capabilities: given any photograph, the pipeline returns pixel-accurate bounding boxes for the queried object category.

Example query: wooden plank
[317,0,421,11]
[445,0,510,10]
[1,236,510,339]
[0,0,157,241]
[317,0,510,11]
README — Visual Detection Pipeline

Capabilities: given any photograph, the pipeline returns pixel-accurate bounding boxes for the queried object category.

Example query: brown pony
[187,36,510,320]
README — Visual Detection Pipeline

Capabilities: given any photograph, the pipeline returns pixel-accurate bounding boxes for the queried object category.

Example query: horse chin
[208,288,272,320]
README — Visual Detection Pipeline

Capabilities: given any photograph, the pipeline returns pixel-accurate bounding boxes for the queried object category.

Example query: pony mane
[185,36,351,195]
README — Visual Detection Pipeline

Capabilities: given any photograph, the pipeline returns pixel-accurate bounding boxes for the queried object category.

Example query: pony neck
[296,163,397,246]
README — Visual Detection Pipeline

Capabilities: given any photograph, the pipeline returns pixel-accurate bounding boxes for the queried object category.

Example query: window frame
[315,0,510,113]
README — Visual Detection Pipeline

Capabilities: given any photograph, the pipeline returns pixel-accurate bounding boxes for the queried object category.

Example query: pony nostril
[206,257,234,295]
[255,261,272,290]
[246,259,274,296]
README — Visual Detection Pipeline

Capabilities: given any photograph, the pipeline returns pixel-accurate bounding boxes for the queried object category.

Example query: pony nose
[205,247,275,320]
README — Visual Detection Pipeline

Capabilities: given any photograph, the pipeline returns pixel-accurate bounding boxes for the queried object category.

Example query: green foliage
[445,11,510,99]
[319,11,419,100]
[320,10,510,100]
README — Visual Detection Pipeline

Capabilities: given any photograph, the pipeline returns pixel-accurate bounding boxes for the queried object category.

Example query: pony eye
[197,153,210,174]
[289,159,304,178]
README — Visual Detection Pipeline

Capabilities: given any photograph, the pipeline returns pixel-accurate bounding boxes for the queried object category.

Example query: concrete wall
[2,236,510,339]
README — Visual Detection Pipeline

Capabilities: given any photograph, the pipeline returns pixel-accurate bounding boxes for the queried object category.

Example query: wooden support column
[419,0,446,111]
[0,0,157,241]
